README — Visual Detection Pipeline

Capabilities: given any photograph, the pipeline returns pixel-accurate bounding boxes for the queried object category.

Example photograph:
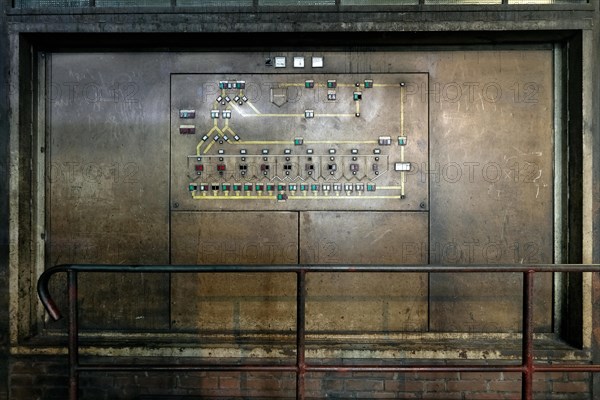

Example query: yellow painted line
[314,114,355,118]
[246,101,262,115]
[356,101,360,115]
[192,195,277,200]
[400,85,404,136]
[278,83,306,87]
[235,140,294,145]
[373,84,401,87]
[401,174,405,197]
[378,186,404,190]
[288,196,403,200]
[303,140,377,144]
[203,141,215,154]
[243,114,305,117]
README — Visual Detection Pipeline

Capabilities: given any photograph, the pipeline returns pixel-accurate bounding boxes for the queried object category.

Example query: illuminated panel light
[395,162,411,172]
[378,136,392,145]
[179,109,195,118]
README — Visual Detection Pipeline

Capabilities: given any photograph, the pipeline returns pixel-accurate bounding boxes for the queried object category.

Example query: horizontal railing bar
[40,263,600,274]
[534,365,600,372]
[75,363,526,373]
[77,364,298,372]
[38,263,600,322]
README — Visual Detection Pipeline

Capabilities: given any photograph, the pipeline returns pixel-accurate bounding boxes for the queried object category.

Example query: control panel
[171,71,428,211]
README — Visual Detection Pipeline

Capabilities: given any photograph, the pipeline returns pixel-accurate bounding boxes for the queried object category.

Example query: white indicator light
[395,162,411,172]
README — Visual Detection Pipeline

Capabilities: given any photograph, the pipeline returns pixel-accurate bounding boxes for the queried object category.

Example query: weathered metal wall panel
[171,211,298,331]
[427,51,554,332]
[301,211,428,332]
[46,49,554,334]
[47,53,171,330]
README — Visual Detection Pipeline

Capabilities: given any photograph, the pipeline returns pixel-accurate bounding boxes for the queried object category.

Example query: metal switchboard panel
[170,73,428,211]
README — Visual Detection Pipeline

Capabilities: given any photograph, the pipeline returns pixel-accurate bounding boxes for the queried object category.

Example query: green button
[267,185,275,191]
[188,184,197,191]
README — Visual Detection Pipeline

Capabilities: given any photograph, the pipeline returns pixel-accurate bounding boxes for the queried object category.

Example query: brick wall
[8,356,592,400]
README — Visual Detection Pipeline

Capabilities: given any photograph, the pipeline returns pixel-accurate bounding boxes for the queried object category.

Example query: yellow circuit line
[400,85,404,136]
[196,122,220,155]
[244,113,301,117]
[303,140,377,144]
[192,195,277,200]
[373,84,401,87]
[401,175,405,197]
[288,196,403,200]
[378,186,404,190]
[235,140,294,145]
[246,101,262,115]
[203,141,215,154]
[356,101,360,115]
[314,114,355,118]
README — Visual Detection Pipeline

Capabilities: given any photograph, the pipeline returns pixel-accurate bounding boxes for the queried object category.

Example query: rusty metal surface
[170,211,298,331]
[47,53,171,330]
[427,50,554,332]
[300,212,428,332]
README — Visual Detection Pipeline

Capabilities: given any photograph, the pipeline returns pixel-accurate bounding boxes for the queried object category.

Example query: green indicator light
[294,138,303,145]
[398,136,407,145]
[311,184,318,191]
[278,185,286,191]
[300,185,308,191]
[256,185,263,191]
[277,194,285,201]
[267,185,275,191]
[367,184,376,192]
[244,185,252,191]
[188,184,197,191]
[364,80,373,88]
[233,185,241,191]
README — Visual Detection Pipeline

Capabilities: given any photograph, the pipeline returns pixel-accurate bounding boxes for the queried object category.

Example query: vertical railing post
[296,269,307,400]
[522,270,535,400]
[68,271,79,400]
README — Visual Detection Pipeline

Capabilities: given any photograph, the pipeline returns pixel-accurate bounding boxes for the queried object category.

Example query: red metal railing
[38,264,600,400]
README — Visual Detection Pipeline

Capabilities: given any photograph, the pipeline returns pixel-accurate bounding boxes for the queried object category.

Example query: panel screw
[420,202,426,209]
[173,203,179,209]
